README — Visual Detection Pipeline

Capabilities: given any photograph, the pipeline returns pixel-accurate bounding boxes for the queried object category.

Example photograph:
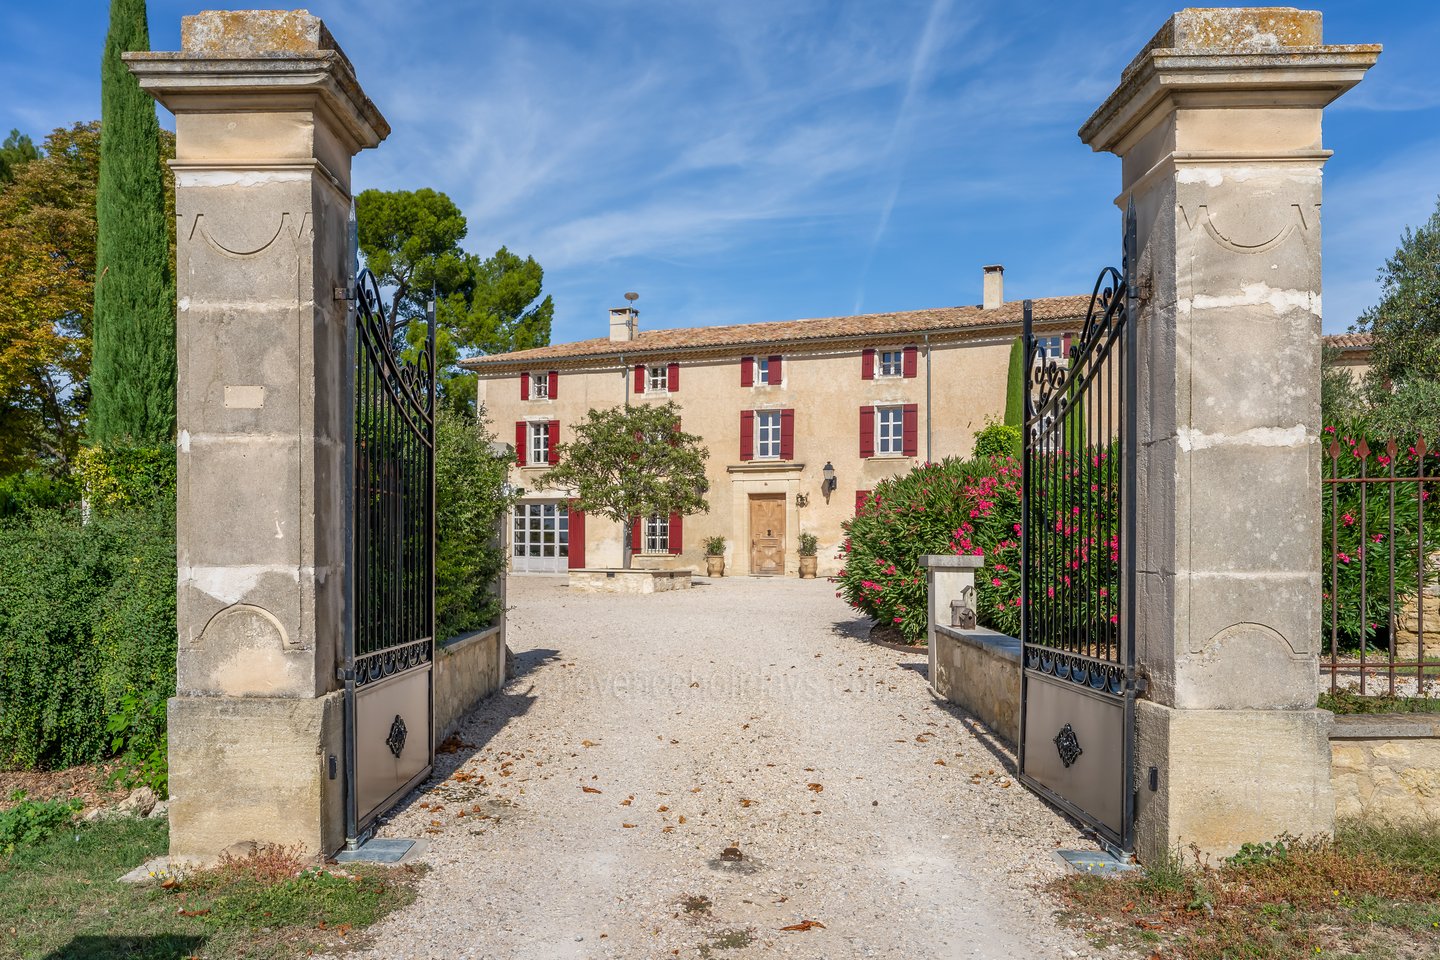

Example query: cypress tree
[1003,336,1025,428]
[90,0,174,444]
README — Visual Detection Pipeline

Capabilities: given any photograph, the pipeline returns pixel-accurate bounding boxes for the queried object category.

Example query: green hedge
[0,494,175,776]
[434,410,515,640]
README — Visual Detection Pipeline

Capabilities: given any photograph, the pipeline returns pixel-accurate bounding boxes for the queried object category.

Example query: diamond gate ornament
[1054,723,1083,768]
[386,715,408,758]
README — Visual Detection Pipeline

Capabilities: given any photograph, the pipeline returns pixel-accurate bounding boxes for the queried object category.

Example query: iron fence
[1323,432,1439,699]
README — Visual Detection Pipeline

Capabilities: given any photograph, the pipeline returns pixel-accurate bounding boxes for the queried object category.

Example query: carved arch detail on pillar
[196,602,294,651]
[1178,203,1319,255]
[187,211,312,259]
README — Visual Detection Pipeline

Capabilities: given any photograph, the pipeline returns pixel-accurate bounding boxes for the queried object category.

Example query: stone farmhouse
[467,272,1362,579]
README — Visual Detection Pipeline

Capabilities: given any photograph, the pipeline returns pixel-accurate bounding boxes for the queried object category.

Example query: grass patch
[0,817,420,959]
[1054,821,1440,959]
[698,928,755,957]
[1320,688,1440,715]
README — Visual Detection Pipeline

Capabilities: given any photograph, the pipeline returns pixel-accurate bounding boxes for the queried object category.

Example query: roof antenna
[624,291,639,306]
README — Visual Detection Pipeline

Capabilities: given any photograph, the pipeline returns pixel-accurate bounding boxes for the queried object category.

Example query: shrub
[798,532,818,557]
[0,471,78,518]
[434,409,516,640]
[0,492,175,779]
[703,535,725,557]
[72,443,175,512]
[834,456,1024,644]
[0,791,82,855]
[973,418,1021,460]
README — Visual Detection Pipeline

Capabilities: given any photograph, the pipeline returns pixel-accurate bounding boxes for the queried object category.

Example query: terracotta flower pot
[799,556,817,579]
[706,556,725,577]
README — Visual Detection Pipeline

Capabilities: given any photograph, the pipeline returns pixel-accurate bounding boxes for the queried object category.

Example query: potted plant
[798,532,818,579]
[704,536,726,577]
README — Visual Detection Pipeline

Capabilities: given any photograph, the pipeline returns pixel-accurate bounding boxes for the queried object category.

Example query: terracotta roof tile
[1322,332,1372,351]
[462,294,1093,370]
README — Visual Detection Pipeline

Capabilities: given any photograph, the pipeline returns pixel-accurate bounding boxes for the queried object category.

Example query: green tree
[539,402,709,569]
[0,130,40,184]
[89,0,175,444]
[356,188,554,415]
[1320,343,1364,428]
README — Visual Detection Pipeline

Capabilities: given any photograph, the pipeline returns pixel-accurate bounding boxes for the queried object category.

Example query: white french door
[511,501,569,573]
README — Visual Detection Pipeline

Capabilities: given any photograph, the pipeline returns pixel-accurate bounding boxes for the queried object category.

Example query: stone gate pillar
[127,11,388,861]
[1079,8,1378,861]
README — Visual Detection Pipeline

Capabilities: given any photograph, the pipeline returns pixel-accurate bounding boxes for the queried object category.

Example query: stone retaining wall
[931,625,1021,746]
[435,625,505,744]
[569,569,693,594]
[1330,714,1440,824]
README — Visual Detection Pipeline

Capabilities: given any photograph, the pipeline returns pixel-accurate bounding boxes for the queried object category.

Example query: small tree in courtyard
[539,401,709,569]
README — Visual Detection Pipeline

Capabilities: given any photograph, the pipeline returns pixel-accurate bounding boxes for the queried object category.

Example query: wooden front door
[749,494,786,576]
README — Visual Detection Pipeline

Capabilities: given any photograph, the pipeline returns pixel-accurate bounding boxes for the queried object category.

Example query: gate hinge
[334,285,354,302]
[336,666,354,682]
[1129,676,1149,695]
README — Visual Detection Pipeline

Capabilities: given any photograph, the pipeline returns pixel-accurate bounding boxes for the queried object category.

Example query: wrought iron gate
[344,266,436,845]
[1019,202,1139,854]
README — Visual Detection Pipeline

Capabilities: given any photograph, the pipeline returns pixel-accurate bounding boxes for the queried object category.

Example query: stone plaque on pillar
[127,10,389,862]
[1079,8,1378,862]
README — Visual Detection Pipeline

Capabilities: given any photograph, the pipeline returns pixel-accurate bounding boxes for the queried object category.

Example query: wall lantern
[821,461,837,495]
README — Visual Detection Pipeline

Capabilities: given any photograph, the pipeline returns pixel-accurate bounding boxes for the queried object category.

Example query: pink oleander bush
[1321,425,1439,650]
[833,456,1025,644]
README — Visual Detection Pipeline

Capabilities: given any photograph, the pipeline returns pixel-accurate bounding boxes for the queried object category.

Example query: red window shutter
[741,356,754,387]
[1062,333,1073,357]
[547,420,560,464]
[568,506,586,570]
[903,345,918,379]
[521,372,530,400]
[859,406,875,458]
[861,348,875,380]
[855,489,871,515]
[740,410,754,461]
[634,363,646,394]
[903,403,918,457]
[780,408,795,460]
[667,362,679,392]
[548,370,559,399]
[769,355,783,383]
[515,421,527,466]
[631,517,643,553]
[669,513,683,555]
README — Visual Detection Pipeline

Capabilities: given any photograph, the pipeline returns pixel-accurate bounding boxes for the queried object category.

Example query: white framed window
[512,502,569,566]
[643,514,670,554]
[647,365,669,392]
[530,372,549,399]
[878,349,904,377]
[528,421,549,465]
[756,410,782,459]
[756,357,771,385]
[876,406,904,455]
[1036,335,1064,360]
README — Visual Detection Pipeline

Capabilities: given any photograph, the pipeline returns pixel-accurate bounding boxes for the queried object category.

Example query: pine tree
[90,0,174,444]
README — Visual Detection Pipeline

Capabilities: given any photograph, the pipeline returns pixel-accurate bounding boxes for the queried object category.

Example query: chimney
[609,306,638,342]
[982,264,1004,310]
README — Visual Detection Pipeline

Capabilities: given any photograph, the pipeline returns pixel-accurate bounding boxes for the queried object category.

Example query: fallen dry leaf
[622,823,636,828]
[780,920,825,932]
[581,740,598,747]
[657,805,669,812]
[678,815,687,824]
[807,783,824,793]
[740,798,753,808]
[934,759,946,766]
[581,786,602,795]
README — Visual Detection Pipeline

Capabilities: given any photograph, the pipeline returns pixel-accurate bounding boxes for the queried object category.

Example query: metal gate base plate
[1053,849,1136,876]
[334,838,421,865]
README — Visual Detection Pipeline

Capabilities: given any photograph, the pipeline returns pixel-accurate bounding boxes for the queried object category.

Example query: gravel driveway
[346,575,1102,960]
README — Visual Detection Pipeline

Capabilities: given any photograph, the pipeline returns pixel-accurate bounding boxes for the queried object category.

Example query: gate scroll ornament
[344,242,437,846]
[1018,200,1140,855]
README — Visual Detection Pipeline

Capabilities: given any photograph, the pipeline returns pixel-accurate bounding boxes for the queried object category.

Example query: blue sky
[4,1,1439,344]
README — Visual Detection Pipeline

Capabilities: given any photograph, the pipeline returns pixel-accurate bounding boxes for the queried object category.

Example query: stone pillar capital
[125,10,388,190]
[1079,8,1378,163]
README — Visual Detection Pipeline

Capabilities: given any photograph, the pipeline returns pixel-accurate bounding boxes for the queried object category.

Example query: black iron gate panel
[346,265,436,843]
[1019,201,1139,854]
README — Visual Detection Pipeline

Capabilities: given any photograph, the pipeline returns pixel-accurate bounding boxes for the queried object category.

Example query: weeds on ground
[1320,688,1440,715]
[1055,821,1440,959]
[0,789,82,855]
[0,817,421,959]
